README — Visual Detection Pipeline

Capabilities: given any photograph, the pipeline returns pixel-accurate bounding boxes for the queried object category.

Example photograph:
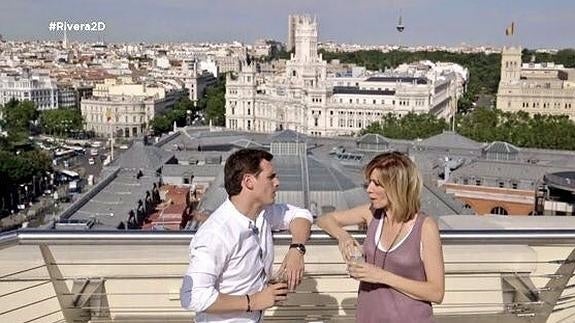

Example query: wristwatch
[289,243,306,255]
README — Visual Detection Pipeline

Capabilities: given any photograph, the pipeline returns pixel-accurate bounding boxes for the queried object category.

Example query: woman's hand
[338,237,360,262]
[348,262,386,284]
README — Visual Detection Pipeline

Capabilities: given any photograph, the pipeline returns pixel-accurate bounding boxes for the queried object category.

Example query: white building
[182,60,217,104]
[497,47,575,120]
[225,15,466,136]
[0,70,59,110]
[214,56,241,74]
[81,79,186,138]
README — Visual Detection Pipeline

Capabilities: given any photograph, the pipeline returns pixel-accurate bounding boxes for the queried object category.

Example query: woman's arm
[317,204,372,261]
[317,203,372,240]
[348,216,445,303]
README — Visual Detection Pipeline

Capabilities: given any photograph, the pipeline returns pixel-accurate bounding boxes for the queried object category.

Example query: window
[475,179,482,186]
[490,206,508,215]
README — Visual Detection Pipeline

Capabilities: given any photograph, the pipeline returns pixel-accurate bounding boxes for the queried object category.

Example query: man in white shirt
[181,149,313,322]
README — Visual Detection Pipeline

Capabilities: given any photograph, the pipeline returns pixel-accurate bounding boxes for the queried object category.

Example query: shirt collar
[224,198,263,234]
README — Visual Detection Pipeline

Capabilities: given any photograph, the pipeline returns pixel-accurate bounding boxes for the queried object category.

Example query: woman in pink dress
[317,152,444,322]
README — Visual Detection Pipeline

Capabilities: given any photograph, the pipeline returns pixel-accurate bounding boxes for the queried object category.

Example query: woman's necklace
[378,219,405,269]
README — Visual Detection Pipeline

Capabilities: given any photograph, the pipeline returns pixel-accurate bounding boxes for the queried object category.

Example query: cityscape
[1,1,575,322]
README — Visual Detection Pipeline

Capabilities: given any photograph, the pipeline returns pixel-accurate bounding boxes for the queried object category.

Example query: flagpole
[110,122,114,161]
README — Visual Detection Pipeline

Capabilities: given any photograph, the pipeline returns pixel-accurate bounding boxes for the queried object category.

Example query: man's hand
[280,248,304,291]
[251,282,288,310]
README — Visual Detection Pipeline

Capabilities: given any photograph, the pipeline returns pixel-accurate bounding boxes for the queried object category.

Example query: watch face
[291,243,305,255]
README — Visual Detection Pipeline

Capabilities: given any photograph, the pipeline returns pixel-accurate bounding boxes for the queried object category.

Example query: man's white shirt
[180,199,313,322]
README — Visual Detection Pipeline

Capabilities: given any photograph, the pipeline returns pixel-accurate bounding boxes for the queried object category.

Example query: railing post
[40,245,89,322]
[536,247,575,322]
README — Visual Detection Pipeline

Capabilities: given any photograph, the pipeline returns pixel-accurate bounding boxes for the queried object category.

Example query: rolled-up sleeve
[180,231,228,312]
[266,203,313,231]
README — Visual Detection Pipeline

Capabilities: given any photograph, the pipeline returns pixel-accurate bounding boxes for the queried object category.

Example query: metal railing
[4,229,575,246]
[1,229,575,323]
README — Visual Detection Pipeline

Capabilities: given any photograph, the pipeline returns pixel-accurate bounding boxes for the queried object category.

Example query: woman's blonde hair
[364,151,422,223]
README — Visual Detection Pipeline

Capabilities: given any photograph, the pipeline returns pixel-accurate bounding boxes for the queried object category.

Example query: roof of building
[115,141,173,171]
[333,86,396,96]
[357,133,391,145]
[68,169,157,229]
[419,131,484,150]
[484,141,520,154]
[162,164,222,178]
[449,159,573,182]
[271,129,307,143]
[231,138,266,149]
[365,76,428,84]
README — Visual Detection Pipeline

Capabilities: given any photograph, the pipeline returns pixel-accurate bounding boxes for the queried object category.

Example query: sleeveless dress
[356,209,434,323]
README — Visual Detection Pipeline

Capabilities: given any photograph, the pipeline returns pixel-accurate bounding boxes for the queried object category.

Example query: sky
[0,0,573,49]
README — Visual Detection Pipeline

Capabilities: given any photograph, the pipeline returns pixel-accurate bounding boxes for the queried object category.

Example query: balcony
[1,228,575,322]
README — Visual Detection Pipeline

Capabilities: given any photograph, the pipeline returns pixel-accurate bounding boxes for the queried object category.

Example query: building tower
[500,47,522,84]
[287,15,297,52]
[285,15,327,89]
[293,15,319,63]
[62,29,68,49]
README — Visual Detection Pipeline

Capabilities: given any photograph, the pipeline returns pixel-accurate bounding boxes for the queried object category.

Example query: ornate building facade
[497,46,575,120]
[225,15,466,136]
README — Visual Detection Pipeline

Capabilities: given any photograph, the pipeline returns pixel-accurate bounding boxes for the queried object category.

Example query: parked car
[88,158,95,165]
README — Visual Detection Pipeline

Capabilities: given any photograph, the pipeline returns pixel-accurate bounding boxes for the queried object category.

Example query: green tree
[202,75,227,126]
[148,96,198,135]
[39,108,84,137]
[149,115,171,134]
[456,108,575,150]
[1,99,38,135]
[361,112,449,140]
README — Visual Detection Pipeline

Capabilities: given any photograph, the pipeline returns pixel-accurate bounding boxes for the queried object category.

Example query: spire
[63,29,68,49]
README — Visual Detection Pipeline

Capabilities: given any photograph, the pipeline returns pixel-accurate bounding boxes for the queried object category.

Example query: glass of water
[349,245,364,264]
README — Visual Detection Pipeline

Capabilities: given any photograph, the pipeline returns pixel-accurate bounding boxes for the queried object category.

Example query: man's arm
[181,270,289,313]
[205,283,289,313]
[279,206,312,290]
[180,226,290,313]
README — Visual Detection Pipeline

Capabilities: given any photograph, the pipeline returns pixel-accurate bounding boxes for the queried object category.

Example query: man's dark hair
[224,149,273,196]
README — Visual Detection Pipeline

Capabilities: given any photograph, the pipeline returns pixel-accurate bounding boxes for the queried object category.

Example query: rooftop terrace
[2,215,575,323]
